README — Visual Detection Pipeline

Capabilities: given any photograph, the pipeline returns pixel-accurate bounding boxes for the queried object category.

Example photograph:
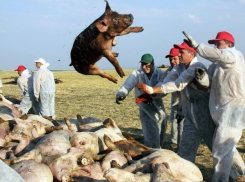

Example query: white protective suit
[0,79,3,94]
[158,66,184,145]
[158,57,215,162]
[33,64,55,119]
[170,91,184,145]
[0,160,25,182]
[116,65,167,148]
[17,69,40,114]
[197,44,245,182]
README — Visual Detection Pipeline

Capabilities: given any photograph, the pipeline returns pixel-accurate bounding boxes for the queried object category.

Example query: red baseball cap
[208,31,235,44]
[15,65,26,71]
[165,48,179,58]
[174,41,196,53]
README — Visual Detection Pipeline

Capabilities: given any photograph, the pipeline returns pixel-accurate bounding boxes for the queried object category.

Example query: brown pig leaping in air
[70,0,144,83]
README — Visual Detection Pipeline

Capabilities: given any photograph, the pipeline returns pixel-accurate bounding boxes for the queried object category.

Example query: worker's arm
[138,64,206,94]
[116,70,139,104]
[183,31,237,66]
[17,78,25,95]
[197,44,237,66]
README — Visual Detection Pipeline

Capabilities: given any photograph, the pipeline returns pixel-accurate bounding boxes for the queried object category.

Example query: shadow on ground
[4,81,17,85]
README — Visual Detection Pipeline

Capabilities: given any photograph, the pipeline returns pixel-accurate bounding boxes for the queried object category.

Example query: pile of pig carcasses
[0,96,203,182]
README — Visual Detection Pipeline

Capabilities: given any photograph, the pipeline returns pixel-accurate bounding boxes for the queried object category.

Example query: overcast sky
[1,0,245,71]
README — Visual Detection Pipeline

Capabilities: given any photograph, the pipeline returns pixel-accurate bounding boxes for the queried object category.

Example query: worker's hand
[136,82,154,94]
[135,94,151,104]
[182,31,199,49]
[116,95,126,104]
[195,67,206,80]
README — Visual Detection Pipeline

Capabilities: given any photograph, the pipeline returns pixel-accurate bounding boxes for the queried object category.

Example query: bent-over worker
[14,65,40,115]
[116,53,167,148]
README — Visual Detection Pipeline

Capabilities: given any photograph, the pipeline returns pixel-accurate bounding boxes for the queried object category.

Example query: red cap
[165,48,179,58]
[174,41,196,53]
[208,31,235,44]
[14,65,26,71]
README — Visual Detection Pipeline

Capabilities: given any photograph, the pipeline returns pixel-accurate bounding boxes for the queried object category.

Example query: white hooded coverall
[34,64,55,119]
[158,57,216,163]
[197,44,245,182]
[17,69,40,115]
[116,65,167,148]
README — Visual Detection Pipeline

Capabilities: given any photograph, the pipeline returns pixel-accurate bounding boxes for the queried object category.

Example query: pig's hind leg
[0,94,13,105]
[2,149,38,165]
[89,64,118,83]
[103,52,125,78]
[8,132,31,155]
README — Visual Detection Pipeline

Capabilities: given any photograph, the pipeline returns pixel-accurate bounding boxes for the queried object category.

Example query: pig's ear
[95,20,108,33]
[105,0,111,11]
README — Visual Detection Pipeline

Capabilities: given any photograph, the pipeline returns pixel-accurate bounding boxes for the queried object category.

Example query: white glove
[182,31,199,49]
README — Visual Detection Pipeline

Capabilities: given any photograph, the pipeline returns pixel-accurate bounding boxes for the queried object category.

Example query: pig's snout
[129,14,133,21]
[123,14,134,26]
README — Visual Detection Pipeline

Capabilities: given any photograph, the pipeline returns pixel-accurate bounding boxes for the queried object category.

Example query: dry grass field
[1,69,245,181]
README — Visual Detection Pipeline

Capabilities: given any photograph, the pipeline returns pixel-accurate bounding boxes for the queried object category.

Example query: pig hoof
[2,159,12,166]
[0,117,7,123]
[113,53,119,57]
[121,71,125,77]
[111,160,121,169]
[81,158,91,166]
[20,114,28,120]
[61,175,70,182]
[119,72,125,78]
[141,27,144,32]
[103,118,114,127]
[77,114,82,120]
[112,79,118,84]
